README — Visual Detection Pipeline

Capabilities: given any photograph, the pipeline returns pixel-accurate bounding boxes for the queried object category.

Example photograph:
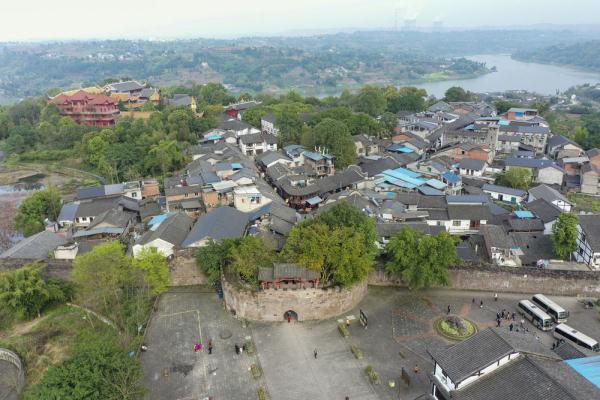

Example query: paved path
[253,321,380,400]
[141,287,260,400]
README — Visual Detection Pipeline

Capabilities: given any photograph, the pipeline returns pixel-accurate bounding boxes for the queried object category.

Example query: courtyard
[141,286,600,400]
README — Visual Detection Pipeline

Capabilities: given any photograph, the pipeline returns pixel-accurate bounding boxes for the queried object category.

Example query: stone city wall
[369,265,600,297]
[222,279,368,322]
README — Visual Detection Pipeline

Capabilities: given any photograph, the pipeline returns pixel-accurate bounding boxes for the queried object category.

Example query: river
[414,54,600,98]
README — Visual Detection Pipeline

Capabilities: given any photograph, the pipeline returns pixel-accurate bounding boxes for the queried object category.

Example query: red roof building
[49,90,120,126]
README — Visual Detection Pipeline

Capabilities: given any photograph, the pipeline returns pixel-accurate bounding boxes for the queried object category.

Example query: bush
[338,323,350,338]
[258,387,269,400]
[250,363,262,379]
[244,339,255,355]
[350,344,363,359]
[365,364,380,385]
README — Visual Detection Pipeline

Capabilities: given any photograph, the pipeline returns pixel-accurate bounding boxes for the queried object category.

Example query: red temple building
[49,90,120,126]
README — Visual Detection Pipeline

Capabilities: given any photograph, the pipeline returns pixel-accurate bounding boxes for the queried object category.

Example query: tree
[378,112,398,136]
[385,228,461,290]
[227,236,276,285]
[346,113,379,136]
[386,87,427,113]
[26,333,145,400]
[276,111,303,146]
[444,86,473,102]
[283,222,373,287]
[312,118,356,168]
[353,86,387,117]
[146,139,183,177]
[495,167,532,190]
[551,213,579,260]
[72,242,132,317]
[132,248,170,295]
[196,240,232,286]
[167,109,193,142]
[0,265,68,319]
[14,188,62,237]
[313,202,378,257]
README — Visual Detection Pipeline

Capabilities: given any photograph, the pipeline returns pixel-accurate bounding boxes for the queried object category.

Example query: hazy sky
[2,0,599,41]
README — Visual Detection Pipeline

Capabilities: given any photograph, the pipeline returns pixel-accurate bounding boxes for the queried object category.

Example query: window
[452,220,461,227]
[131,192,138,198]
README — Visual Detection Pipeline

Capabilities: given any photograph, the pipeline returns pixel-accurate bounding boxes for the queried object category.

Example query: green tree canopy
[132,248,170,295]
[385,227,461,290]
[196,239,233,286]
[444,86,474,102]
[283,222,373,287]
[551,213,579,260]
[353,86,387,117]
[14,188,62,237]
[0,265,68,319]
[312,118,356,168]
[495,167,532,190]
[26,333,145,400]
[227,236,276,285]
[312,202,378,257]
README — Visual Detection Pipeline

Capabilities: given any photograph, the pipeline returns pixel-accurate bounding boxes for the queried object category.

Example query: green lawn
[568,193,600,213]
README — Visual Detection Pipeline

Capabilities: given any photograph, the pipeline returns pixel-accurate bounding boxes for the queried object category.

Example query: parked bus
[518,300,553,331]
[554,323,600,352]
[532,294,569,323]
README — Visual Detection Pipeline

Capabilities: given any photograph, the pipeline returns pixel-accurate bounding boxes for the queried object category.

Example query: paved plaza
[142,286,600,400]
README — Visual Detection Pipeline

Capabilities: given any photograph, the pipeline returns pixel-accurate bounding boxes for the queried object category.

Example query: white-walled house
[430,329,520,400]
[526,198,562,235]
[261,113,280,136]
[527,184,572,212]
[458,158,486,177]
[482,184,526,205]
[573,214,600,270]
[233,186,272,212]
[132,213,194,258]
[239,133,278,157]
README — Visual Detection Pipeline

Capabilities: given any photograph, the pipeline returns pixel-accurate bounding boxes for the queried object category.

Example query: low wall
[0,259,73,281]
[0,348,25,396]
[369,265,600,297]
[222,279,368,322]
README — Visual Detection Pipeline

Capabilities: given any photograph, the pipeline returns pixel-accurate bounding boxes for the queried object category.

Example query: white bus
[532,294,569,323]
[518,300,553,331]
[554,323,600,352]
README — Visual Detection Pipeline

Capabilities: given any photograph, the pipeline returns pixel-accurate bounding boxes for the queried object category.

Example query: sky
[2,0,599,41]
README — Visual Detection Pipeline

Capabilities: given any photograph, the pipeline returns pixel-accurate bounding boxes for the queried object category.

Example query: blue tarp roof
[425,179,447,190]
[442,171,461,184]
[566,356,600,389]
[515,210,535,219]
[306,196,324,205]
[206,134,222,140]
[148,213,171,228]
[231,163,243,170]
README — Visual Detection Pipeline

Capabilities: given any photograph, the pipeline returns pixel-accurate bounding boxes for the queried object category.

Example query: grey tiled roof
[459,158,486,171]
[182,207,248,247]
[452,356,577,400]
[0,231,66,260]
[429,328,515,384]
[526,199,561,223]
[447,204,491,221]
[482,184,526,197]
[577,214,600,252]
[528,184,569,205]
[137,213,194,247]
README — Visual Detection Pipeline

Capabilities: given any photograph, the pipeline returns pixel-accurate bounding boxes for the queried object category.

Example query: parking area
[142,286,600,400]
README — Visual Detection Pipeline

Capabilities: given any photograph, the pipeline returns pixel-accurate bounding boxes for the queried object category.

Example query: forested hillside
[514,40,600,71]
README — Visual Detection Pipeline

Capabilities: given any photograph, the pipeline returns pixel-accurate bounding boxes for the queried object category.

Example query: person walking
[494,293,498,301]
[194,342,202,352]
[208,340,213,355]
[235,344,240,354]
[480,300,484,309]
[447,305,451,315]
[287,313,292,323]
[509,323,514,332]
[314,349,318,359]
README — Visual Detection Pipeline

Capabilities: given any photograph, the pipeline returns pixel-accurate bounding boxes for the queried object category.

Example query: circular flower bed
[434,315,478,341]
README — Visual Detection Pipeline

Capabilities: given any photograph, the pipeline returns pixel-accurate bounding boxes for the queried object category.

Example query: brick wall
[369,265,600,297]
[222,279,368,322]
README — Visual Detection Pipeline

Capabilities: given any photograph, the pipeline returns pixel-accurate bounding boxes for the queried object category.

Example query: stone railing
[0,348,25,396]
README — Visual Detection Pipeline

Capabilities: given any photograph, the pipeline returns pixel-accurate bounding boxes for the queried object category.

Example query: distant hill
[513,41,600,72]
